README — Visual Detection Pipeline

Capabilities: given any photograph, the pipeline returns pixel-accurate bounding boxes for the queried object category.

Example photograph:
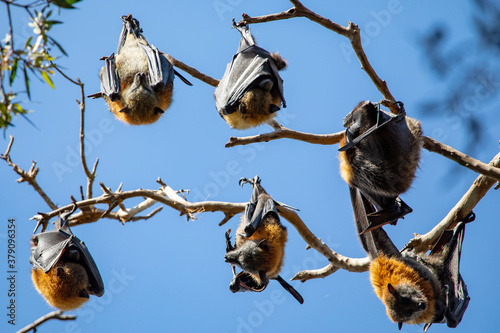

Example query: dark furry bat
[89,14,191,125]
[224,176,303,304]
[30,204,104,310]
[214,20,287,129]
[339,101,422,233]
[352,187,473,331]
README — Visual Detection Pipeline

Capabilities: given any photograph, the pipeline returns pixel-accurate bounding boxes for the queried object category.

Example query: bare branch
[422,136,500,182]
[236,0,398,112]
[225,121,344,148]
[1,136,58,212]
[163,53,220,87]
[405,152,500,253]
[278,206,370,275]
[16,310,76,333]
[291,263,339,282]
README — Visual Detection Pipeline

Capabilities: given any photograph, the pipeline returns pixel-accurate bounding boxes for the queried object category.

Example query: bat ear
[387,283,396,295]
[78,289,90,299]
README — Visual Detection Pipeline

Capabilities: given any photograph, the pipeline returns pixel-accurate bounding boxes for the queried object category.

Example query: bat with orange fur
[352,186,473,331]
[224,176,303,304]
[30,204,104,310]
[89,14,191,125]
[215,21,287,129]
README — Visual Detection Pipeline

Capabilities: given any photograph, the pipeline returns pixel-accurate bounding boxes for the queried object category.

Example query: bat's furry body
[224,176,303,304]
[339,101,422,232]
[215,23,287,129]
[30,205,104,310]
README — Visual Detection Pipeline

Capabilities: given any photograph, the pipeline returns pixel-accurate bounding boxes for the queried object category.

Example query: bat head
[385,283,429,324]
[225,238,270,276]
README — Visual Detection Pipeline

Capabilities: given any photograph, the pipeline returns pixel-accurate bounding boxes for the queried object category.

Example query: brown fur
[338,101,422,217]
[234,214,287,280]
[31,262,90,311]
[370,255,437,324]
[223,88,281,129]
[270,52,287,71]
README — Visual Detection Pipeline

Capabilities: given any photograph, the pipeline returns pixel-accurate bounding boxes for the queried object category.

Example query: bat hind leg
[361,198,413,234]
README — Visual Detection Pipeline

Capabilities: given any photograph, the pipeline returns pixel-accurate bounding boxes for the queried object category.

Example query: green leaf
[41,70,55,89]
[9,58,18,86]
[24,67,31,100]
[48,36,68,56]
[51,0,82,9]
[46,20,63,26]
[25,36,33,48]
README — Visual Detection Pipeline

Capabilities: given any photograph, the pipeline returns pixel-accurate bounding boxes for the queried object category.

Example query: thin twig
[16,310,76,333]
[53,66,98,199]
[1,135,58,214]
[405,152,500,253]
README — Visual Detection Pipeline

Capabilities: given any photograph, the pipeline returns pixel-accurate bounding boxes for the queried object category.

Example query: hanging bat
[352,187,473,331]
[224,176,303,304]
[214,20,287,129]
[339,101,422,233]
[30,204,104,310]
[89,14,191,125]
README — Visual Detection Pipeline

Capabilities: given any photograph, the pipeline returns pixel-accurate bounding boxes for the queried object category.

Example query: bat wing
[100,53,121,101]
[274,275,304,304]
[30,229,72,273]
[339,104,406,152]
[434,221,470,328]
[215,25,285,116]
[68,236,105,297]
[241,177,279,237]
[350,186,400,259]
[138,43,174,90]
[31,211,104,297]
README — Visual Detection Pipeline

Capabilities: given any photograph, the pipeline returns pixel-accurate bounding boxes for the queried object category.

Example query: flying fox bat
[214,20,287,129]
[339,101,422,233]
[224,176,303,304]
[352,187,473,331]
[89,14,191,125]
[30,204,104,310]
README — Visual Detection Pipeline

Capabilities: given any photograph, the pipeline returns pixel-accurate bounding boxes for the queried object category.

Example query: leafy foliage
[0,0,80,132]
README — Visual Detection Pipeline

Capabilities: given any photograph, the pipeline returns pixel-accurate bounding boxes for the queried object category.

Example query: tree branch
[405,151,500,253]
[236,0,398,113]
[54,66,98,200]
[422,136,500,182]
[277,206,370,279]
[1,135,58,212]
[29,178,369,276]
[163,54,220,87]
[16,310,76,333]
[291,263,340,282]
[225,120,344,148]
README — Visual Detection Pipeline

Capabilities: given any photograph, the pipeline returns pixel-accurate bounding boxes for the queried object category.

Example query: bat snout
[224,253,238,264]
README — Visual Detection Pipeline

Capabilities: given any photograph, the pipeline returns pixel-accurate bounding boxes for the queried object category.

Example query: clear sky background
[1,0,499,332]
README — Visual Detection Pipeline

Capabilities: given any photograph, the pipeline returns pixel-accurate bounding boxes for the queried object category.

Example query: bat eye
[418,302,427,311]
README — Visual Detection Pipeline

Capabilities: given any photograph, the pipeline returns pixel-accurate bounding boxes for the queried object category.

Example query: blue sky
[1,0,499,332]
